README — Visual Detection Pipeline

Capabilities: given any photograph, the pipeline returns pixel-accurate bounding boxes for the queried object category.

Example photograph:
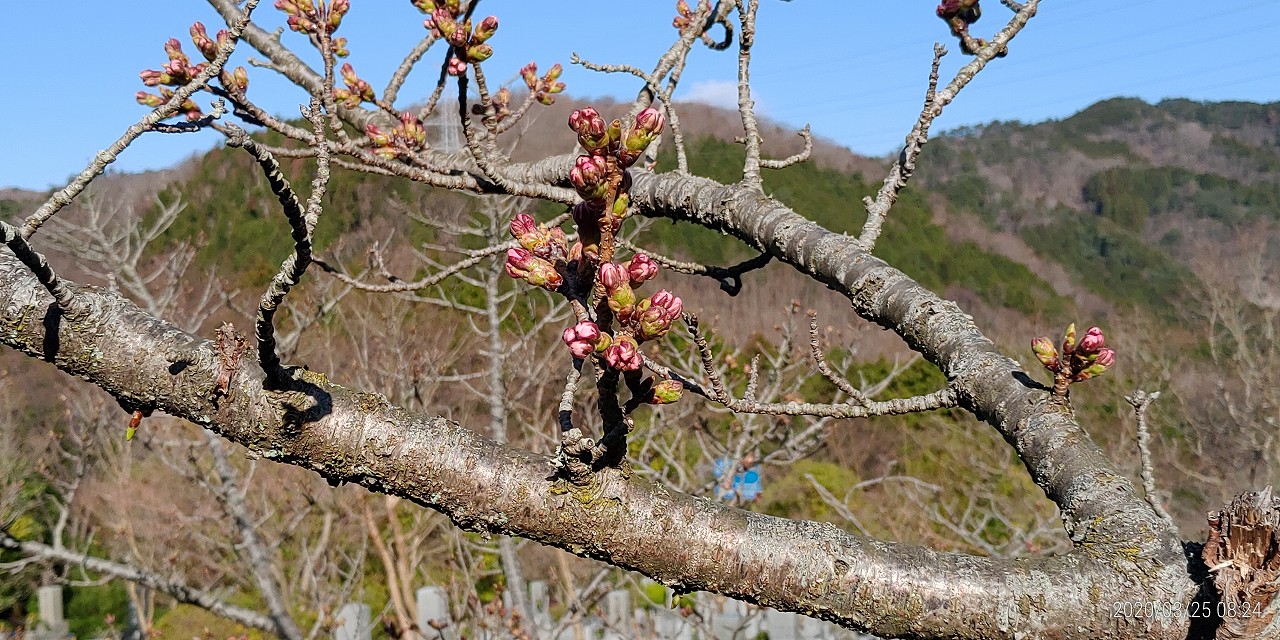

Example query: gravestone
[334,602,371,640]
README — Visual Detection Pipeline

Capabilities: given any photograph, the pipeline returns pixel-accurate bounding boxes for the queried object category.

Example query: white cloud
[681,80,765,114]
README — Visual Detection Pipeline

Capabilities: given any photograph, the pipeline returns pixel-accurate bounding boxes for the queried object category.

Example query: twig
[617,238,771,296]
[1126,389,1177,533]
[21,0,260,238]
[685,315,958,418]
[857,0,1039,251]
[759,125,813,170]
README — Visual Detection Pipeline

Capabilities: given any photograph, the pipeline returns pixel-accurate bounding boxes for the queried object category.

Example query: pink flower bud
[545,63,563,80]
[136,91,165,107]
[190,22,219,62]
[627,254,658,286]
[447,56,467,76]
[562,321,602,359]
[569,107,610,154]
[599,262,627,292]
[1079,326,1105,354]
[649,289,683,317]
[472,15,498,43]
[1074,348,1116,381]
[521,62,538,89]
[509,213,537,243]
[504,249,562,291]
[648,379,683,405]
[164,38,186,62]
[634,107,665,137]
[603,335,642,371]
[139,69,164,87]
[570,155,609,202]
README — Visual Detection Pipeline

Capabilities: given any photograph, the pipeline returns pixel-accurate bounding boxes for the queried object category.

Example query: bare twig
[22,0,260,238]
[1126,389,1177,533]
[858,0,1039,251]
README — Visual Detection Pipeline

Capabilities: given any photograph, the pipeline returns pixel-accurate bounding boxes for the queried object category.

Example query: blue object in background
[714,458,762,502]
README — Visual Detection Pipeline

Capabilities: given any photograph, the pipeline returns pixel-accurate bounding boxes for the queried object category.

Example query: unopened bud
[648,379,683,405]
[627,254,658,287]
[603,334,642,371]
[1031,336,1059,371]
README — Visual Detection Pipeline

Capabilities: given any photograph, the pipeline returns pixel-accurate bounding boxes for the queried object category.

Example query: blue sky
[2,1,1276,191]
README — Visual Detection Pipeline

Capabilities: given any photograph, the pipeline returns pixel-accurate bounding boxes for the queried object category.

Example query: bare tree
[2,1,1277,639]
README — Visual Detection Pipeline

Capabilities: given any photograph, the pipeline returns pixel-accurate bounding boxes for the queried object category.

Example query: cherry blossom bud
[164,38,186,62]
[648,379,683,405]
[509,213,566,259]
[1061,322,1077,355]
[1078,326,1105,354]
[521,62,538,89]
[1031,336,1059,371]
[649,289,683,317]
[365,124,391,147]
[570,155,609,202]
[562,321,603,359]
[627,254,658,287]
[619,108,665,167]
[504,248,562,291]
[545,63,563,81]
[1074,348,1116,381]
[465,43,493,63]
[599,262,628,292]
[139,69,165,87]
[332,36,349,57]
[472,15,498,43]
[570,107,610,155]
[603,335,642,371]
[447,56,467,76]
[227,66,249,93]
[190,22,218,61]
[400,112,426,146]
[136,91,165,107]
[432,9,457,39]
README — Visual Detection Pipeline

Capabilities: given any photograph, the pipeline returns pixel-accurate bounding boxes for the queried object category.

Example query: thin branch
[759,125,813,170]
[857,0,1038,251]
[617,238,771,296]
[22,0,260,238]
[685,314,959,418]
[0,533,277,633]
[1126,389,1177,533]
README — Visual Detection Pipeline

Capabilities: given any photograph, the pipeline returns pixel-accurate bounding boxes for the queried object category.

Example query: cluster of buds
[420,1,498,74]
[364,112,427,159]
[276,0,349,36]
[520,63,565,106]
[140,39,205,88]
[1032,324,1116,399]
[333,63,375,108]
[136,27,249,120]
[672,0,708,32]
[505,213,568,291]
[566,106,666,260]
[566,255,681,367]
[487,87,512,121]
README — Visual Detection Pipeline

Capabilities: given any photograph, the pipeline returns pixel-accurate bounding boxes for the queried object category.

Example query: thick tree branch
[0,241,1197,639]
